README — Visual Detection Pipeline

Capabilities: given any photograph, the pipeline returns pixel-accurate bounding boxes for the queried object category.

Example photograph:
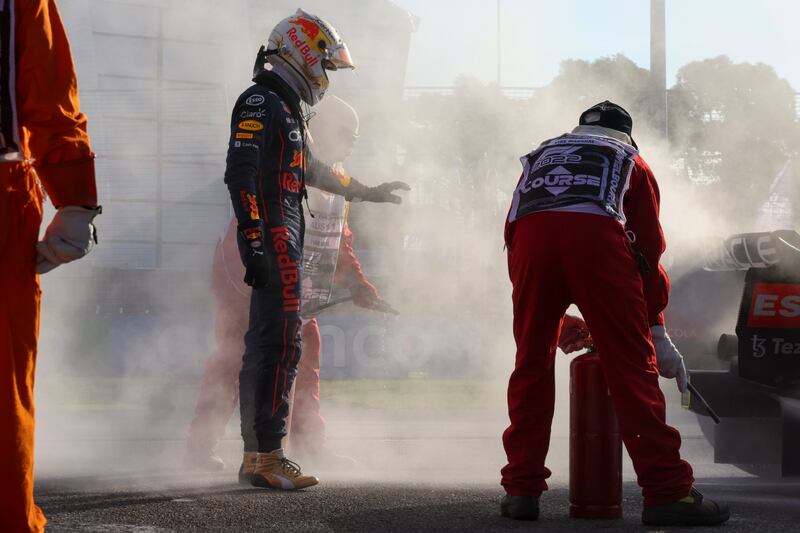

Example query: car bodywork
[682,230,800,476]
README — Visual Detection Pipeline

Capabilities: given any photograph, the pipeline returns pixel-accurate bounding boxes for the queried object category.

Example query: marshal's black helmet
[578,100,637,147]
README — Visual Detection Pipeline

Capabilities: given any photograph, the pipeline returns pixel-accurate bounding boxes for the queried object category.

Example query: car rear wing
[703,230,800,271]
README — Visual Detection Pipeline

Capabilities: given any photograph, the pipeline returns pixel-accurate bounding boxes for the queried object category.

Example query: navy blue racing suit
[224,71,359,452]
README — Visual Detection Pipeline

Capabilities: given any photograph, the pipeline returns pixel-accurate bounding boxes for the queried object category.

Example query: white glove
[650,325,688,393]
[36,206,101,274]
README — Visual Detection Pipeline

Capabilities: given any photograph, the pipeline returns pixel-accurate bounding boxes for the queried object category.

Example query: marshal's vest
[0,0,20,155]
[301,187,347,312]
[508,133,638,224]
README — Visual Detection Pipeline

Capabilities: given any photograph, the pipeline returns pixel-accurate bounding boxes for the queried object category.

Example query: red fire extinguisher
[569,350,622,519]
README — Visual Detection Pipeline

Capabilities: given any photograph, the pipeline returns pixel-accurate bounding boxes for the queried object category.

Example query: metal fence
[406,88,800,120]
[403,86,538,100]
[796,92,800,120]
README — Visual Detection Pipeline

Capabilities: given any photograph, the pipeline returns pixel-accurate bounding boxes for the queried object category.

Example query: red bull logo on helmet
[290,16,321,41]
[287,26,320,67]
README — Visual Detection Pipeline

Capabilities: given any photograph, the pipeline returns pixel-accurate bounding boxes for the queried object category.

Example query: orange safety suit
[0,0,97,531]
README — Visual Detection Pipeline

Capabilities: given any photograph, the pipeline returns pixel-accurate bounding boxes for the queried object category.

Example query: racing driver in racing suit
[501,101,730,526]
[223,9,408,490]
[186,95,383,474]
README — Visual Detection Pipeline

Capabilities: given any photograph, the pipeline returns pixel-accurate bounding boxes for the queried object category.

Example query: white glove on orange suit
[36,206,101,274]
[650,325,688,393]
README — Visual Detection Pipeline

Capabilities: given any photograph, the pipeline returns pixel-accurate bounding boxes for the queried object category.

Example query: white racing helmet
[265,9,355,106]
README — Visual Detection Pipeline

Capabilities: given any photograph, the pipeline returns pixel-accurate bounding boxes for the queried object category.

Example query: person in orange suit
[0,1,100,531]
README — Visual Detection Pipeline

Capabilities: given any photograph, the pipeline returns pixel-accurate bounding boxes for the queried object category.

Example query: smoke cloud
[35,0,797,491]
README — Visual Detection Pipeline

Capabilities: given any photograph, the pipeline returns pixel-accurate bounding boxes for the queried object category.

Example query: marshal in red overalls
[501,103,695,512]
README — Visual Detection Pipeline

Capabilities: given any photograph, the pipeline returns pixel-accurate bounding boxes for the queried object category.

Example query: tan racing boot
[251,451,319,490]
[238,452,258,486]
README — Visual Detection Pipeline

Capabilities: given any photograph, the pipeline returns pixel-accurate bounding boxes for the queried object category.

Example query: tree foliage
[398,53,798,229]
[533,54,654,137]
[668,55,799,222]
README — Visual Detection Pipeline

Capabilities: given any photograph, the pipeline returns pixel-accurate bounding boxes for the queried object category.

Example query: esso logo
[245,94,265,106]
[748,283,800,328]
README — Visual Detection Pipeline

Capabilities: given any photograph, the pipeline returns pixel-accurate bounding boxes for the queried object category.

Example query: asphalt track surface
[33,394,800,533]
[28,367,800,533]
[37,476,800,532]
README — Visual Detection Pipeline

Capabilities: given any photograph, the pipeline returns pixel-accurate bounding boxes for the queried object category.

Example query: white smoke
[34,0,795,491]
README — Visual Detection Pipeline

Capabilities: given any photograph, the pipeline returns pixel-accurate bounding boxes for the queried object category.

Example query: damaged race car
[669,230,800,476]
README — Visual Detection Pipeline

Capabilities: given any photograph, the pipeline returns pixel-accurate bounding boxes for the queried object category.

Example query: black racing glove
[236,220,271,288]
[346,180,411,204]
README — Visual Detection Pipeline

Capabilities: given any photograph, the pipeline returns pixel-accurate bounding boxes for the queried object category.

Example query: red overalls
[501,152,694,507]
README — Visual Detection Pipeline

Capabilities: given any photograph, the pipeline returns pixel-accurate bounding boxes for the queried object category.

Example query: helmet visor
[323,42,355,71]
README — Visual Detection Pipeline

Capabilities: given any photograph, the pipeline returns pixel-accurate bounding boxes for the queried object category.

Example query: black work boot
[500,494,540,520]
[642,487,730,526]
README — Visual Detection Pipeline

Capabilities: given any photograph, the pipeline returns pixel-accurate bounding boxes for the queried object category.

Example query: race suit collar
[571,125,633,147]
[254,66,302,108]
[252,69,305,130]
